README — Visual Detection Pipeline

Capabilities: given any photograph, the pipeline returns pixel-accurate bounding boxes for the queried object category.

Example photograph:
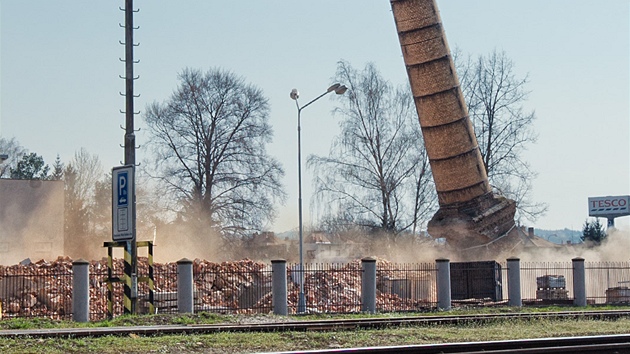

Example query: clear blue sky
[1,1,629,232]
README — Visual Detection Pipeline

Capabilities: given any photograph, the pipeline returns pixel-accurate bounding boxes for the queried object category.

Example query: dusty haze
[0,183,627,265]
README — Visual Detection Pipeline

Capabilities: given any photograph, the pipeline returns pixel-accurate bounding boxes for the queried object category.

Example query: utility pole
[121,0,139,314]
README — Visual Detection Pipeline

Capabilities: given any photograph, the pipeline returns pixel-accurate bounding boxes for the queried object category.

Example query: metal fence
[5,260,630,321]
[586,261,630,305]
[290,262,363,314]
[377,262,437,312]
[520,262,574,304]
[192,260,272,314]
[90,264,121,321]
[88,259,274,319]
[144,262,178,315]
[0,259,73,320]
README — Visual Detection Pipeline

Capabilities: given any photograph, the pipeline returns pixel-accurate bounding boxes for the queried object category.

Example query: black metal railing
[520,262,573,304]
[0,259,73,320]
[289,262,363,314]
[192,260,272,314]
[5,259,630,320]
[377,262,437,312]
[586,261,630,305]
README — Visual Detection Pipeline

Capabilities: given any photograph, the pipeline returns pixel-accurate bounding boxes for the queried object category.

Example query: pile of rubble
[0,257,74,318]
[0,256,438,319]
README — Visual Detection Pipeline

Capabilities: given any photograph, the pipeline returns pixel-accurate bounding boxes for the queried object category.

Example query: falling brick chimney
[390,0,517,250]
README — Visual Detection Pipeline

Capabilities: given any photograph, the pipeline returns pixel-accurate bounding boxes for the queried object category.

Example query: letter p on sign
[118,172,128,207]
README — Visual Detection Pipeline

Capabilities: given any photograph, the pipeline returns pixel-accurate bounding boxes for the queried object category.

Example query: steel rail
[266,334,630,354]
[1,310,630,339]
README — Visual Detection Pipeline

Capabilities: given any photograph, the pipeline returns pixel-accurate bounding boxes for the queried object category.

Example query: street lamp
[290,83,347,313]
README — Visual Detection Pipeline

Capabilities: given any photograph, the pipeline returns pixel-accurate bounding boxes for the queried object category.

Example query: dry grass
[2,310,630,353]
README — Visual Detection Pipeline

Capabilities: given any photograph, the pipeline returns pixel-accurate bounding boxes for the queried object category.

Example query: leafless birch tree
[0,137,26,178]
[309,61,436,236]
[455,49,547,222]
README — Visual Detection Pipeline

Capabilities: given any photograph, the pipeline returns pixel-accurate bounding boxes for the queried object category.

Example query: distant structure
[0,179,64,264]
[390,0,517,253]
[588,195,630,229]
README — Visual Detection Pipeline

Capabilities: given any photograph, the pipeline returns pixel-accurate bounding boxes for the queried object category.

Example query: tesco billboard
[588,195,630,217]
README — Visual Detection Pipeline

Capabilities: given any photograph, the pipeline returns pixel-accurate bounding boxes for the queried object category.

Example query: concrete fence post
[507,257,522,307]
[72,259,90,322]
[271,259,288,316]
[436,258,451,311]
[177,258,194,313]
[572,257,587,306]
[361,257,377,314]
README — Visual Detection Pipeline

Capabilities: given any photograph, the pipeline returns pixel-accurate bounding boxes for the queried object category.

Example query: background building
[0,179,64,265]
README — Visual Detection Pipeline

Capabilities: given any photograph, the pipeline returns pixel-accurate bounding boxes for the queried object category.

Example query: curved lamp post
[290,83,347,313]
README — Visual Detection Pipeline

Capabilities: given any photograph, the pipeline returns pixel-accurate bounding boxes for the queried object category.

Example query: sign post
[588,195,630,229]
[112,165,136,315]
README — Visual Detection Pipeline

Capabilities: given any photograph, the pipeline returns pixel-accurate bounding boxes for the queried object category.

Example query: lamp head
[327,83,341,92]
[290,89,299,100]
[0,154,8,162]
[335,85,348,95]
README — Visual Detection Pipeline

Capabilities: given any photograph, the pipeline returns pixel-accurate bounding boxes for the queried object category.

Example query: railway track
[267,334,630,353]
[0,309,629,339]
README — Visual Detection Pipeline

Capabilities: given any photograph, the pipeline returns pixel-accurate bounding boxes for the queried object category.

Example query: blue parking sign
[112,165,134,241]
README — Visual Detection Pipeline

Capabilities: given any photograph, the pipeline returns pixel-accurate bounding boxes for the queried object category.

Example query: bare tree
[0,137,26,178]
[91,174,112,241]
[410,147,435,235]
[454,49,547,222]
[309,61,436,236]
[63,163,90,256]
[144,68,285,243]
[68,148,103,203]
[63,148,104,258]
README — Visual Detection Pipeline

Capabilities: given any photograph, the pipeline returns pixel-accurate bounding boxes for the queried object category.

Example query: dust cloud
[306,226,630,265]
[150,222,225,263]
[2,178,628,266]
[516,228,630,263]
[0,180,64,265]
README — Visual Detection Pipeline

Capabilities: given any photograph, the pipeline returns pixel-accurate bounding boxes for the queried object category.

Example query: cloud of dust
[0,180,64,265]
[151,220,226,263]
[3,176,627,267]
[515,228,630,262]
[309,227,630,265]
[306,229,457,264]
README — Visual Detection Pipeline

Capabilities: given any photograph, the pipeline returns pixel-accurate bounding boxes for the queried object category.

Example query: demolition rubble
[0,256,436,319]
